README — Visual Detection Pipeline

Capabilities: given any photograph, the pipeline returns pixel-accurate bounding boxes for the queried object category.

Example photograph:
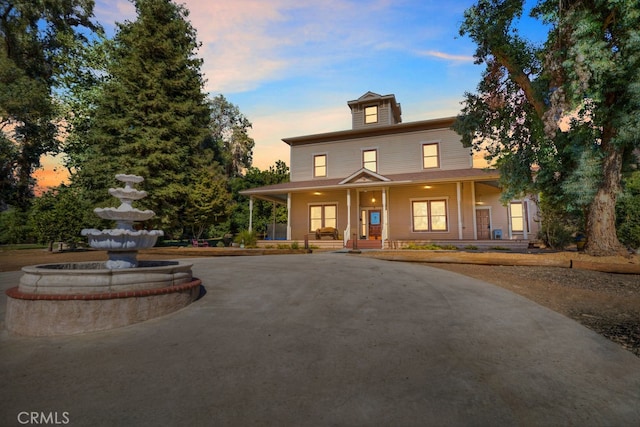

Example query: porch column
[287,193,292,240]
[248,197,254,232]
[523,198,528,240]
[345,189,351,246]
[471,182,477,240]
[456,182,463,240]
[382,187,388,248]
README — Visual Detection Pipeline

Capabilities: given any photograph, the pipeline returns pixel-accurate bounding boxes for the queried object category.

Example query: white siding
[290,128,472,181]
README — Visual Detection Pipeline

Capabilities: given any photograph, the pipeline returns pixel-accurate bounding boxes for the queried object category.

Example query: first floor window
[310,204,337,231]
[412,200,448,232]
[510,201,528,232]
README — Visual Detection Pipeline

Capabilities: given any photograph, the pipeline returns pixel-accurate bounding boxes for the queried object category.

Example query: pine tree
[75,0,212,236]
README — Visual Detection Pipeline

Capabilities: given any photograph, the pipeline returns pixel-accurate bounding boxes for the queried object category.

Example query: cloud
[415,50,475,62]
[248,105,350,168]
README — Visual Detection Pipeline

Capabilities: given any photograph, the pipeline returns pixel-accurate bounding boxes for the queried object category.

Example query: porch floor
[257,239,531,251]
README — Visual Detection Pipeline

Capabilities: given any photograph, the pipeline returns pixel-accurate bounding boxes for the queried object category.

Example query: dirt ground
[1,247,639,358]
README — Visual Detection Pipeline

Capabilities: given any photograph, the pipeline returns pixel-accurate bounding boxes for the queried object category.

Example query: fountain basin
[5,260,202,336]
[19,261,192,295]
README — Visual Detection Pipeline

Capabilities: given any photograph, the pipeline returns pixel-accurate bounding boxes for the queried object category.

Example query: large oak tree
[0,0,97,210]
[455,0,640,256]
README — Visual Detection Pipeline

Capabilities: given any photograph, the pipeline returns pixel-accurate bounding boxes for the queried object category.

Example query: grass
[0,243,47,251]
[403,243,458,251]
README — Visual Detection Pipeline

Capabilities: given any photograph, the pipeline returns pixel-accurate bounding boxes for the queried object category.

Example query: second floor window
[422,143,440,169]
[314,154,326,177]
[363,149,377,172]
[364,106,378,124]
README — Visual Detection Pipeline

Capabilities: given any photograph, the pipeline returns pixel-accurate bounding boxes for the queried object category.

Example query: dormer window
[364,106,378,124]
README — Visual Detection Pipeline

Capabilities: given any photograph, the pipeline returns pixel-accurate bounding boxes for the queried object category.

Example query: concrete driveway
[1,252,639,426]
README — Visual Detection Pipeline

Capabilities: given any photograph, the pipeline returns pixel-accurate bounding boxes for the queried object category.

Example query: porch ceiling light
[313,192,322,195]
[423,185,432,189]
[371,197,376,203]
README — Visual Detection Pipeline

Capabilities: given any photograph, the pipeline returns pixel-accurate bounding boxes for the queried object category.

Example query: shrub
[234,230,257,248]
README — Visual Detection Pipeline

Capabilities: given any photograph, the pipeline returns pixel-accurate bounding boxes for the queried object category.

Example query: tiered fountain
[5,174,202,336]
[81,174,164,269]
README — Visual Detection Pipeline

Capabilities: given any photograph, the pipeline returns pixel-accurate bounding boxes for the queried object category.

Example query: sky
[36,0,545,189]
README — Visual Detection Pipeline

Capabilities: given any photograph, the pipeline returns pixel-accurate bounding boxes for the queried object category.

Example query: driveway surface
[1,252,639,426]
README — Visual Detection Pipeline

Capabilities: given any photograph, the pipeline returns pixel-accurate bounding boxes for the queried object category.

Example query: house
[241,92,539,249]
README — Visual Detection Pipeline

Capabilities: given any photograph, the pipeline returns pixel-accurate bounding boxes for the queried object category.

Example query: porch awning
[240,168,500,201]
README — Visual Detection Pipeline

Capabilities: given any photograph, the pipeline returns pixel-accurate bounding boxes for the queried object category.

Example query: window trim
[362,148,378,172]
[309,203,338,232]
[411,198,449,233]
[422,142,440,169]
[364,105,378,124]
[313,154,327,178]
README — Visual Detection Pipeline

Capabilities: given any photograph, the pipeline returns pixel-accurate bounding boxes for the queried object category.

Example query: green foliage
[206,95,255,178]
[616,171,640,250]
[227,161,290,235]
[72,0,212,237]
[535,194,577,250]
[234,230,257,248]
[0,0,99,210]
[183,168,233,240]
[0,207,29,244]
[456,0,640,255]
[464,245,479,250]
[27,185,98,247]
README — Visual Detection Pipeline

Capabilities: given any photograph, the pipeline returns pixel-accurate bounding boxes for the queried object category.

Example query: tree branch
[492,48,546,119]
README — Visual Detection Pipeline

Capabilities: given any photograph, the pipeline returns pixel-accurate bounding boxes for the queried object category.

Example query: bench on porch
[315,227,339,240]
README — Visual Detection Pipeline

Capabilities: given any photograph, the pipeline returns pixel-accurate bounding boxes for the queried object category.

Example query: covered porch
[241,168,534,249]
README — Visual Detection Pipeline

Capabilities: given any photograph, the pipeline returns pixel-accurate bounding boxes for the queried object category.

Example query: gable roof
[339,168,391,185]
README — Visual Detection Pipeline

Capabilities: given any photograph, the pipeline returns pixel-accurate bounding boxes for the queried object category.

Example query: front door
[476,209,490,239]
[369,210,381,240]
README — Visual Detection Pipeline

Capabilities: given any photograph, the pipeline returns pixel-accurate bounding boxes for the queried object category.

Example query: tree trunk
[584,138,627,256]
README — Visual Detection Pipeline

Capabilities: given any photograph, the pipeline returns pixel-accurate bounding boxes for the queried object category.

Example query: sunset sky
[35,0,544,190]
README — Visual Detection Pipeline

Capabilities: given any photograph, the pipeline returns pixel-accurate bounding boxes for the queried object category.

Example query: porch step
[346,239,382,250]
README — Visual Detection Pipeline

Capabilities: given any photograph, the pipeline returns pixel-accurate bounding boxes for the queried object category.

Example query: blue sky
[88,0,545,170]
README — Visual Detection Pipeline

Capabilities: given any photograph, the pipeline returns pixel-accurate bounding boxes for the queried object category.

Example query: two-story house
[241,92,538,248]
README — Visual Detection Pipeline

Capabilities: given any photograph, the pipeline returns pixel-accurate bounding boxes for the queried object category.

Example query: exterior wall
[290,128,472,182]
[387,184,462,241]
[289,191,349,241]
[285,182,539,242]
